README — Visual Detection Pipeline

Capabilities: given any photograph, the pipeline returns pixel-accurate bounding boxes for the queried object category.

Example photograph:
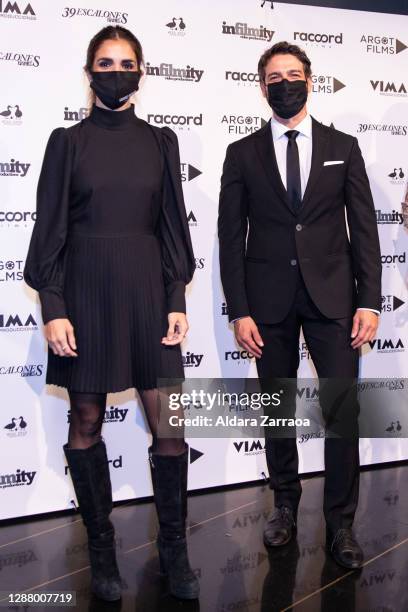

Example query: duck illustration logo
[261,0,274,7]
[166,17,186,35]
[388,167,405,181]
[4,416,28,436]
[1,104,23,123]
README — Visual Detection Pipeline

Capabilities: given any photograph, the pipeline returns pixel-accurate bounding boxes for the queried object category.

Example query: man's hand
[351,310,379,349]
[234,316,264,358]
[162,312,189,346]
[45,318,78,357]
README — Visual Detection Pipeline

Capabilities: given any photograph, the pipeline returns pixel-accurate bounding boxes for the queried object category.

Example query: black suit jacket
[218,116,382,324]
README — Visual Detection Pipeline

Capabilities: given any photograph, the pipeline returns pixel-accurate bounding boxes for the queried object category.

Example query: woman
[23,26,198,601]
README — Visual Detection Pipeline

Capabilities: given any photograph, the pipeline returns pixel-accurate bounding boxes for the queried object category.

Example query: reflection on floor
[0,464,407,611]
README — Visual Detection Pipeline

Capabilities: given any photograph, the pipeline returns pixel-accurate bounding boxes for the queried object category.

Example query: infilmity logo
[222,21,274,42]
[361,35,407,54]
[0,158,30,176]
[146,62,204,83]
[312,75,345,94]
[0,1,36,19]
[294,31,343,46]
[0,468,36,488]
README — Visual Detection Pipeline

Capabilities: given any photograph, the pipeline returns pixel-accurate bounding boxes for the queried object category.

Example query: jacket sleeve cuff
[39,288,68,324]
[166,281,186,314]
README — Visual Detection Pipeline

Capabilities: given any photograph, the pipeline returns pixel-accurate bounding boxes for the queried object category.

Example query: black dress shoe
[263,506,296,547]
[327,528,364,569]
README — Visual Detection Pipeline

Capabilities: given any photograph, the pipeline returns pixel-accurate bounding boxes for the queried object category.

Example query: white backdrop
[1,0,407,520]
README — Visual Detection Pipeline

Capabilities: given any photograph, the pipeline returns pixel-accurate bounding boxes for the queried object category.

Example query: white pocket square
[324,160,344,166]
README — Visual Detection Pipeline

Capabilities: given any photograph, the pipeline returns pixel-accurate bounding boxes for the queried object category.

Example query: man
[218,41,381,569]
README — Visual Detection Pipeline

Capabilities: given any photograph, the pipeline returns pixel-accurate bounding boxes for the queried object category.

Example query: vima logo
[312,75,346,94]
[361,35,407,55]
[4,415,28,437]
[368,338,404,353]
[182,352,203,368]
[233,439,265,455]
[187,211,198,227]
[0,468,36,488]
[221,115,267,135]
[296,386,319,401]
[0,1,36,19]
[146,62,204,83]
[370,80,407,97]
[0,158,30,177]
[147,113,203,129]
[64,106,89,122]
[222,21,274,42]
[0,313,37,332]
[180,163,201,182]
[294,31,343,45]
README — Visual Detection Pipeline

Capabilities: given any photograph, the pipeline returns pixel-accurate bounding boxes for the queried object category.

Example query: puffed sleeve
[158,127,195,313]
[23,127,72,324]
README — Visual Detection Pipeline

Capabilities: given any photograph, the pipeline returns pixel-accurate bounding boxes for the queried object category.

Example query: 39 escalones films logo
[0,51,40,67]
[0,364,44,377]
[61,7,128,24]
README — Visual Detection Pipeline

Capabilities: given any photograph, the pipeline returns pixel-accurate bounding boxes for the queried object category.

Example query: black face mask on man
[89,70,141,110]
[266,78,308,119]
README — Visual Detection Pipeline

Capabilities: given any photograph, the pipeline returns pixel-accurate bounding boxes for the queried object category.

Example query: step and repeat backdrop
[1,0,408,519]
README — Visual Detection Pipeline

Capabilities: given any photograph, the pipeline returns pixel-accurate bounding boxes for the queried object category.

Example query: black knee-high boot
[148,442,200,600]
[63,438,122,601]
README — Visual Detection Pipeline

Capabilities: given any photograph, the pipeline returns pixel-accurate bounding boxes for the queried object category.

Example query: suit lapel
[254,120,294,215]
[301,116,329,208]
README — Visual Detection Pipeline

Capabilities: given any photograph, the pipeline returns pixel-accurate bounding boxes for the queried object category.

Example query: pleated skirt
[45,232,184,392]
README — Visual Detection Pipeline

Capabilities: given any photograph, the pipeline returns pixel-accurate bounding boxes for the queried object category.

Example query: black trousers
[255,268,359,533]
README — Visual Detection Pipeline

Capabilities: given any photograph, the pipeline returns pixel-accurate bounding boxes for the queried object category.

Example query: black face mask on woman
[89,70,141,110]
[267,78,308,119]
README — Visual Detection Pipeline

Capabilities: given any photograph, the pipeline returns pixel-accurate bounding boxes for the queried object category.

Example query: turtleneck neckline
[88,102,138,130]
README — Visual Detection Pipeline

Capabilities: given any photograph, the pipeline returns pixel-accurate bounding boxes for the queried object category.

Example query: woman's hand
[162,312,189,346]
[44,318,78,357]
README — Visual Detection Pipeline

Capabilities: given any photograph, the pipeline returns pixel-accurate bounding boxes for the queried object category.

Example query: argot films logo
[221,115,267,135]
[312,75,345,94]
[166,17,186,35]
[299,342,311,361]
[0,468,36,488]
[357,123,407,136]
[146,62,204,83]
[225,70,260,86]
[294,31,343,45]
[0,1,35,19]
[61,7,128,24]
[381,252,406,267]
[382,295,405,312]
[233,439,265,455]
[370,80,408,97]
[0,364,43,377]
[1,104,23,123]
[0,51,40,67]
[0,158,30,177]
[376,209,404,225]
[361,35,407,54]
[0,313,38,332]
[147,112,203,129]
[64,106,89,122]
[182,352,203,368]
[0,259,24,282]
[4,415,28,437]
[0,210,36,227]
[67,406,129,424]
[222,21,274,42]
[368,338,405,353]
[180,163,201,182]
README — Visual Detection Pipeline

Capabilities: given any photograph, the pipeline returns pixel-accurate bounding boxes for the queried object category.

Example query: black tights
[67,387,185,455]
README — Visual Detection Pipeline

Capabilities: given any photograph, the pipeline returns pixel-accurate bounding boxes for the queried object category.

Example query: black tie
[285,130,301,212]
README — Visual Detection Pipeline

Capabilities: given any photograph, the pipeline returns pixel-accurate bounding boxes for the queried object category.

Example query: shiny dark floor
[1,464,407,611]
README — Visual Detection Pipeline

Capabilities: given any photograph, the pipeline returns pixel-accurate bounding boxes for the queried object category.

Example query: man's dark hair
[258,41,312,82]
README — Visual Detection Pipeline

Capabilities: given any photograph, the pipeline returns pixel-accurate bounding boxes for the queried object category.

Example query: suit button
[290,259,297,266]
[296,224,303,231]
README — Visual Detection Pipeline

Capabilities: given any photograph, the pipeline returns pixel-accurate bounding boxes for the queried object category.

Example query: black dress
[24,103,195,392]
